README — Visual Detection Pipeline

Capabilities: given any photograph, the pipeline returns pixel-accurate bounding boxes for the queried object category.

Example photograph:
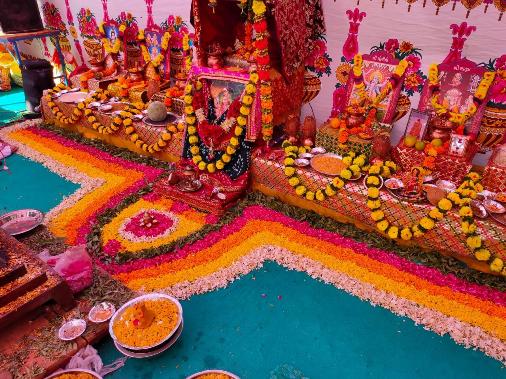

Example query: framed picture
[404,109,431,140]
[449,134,471,157]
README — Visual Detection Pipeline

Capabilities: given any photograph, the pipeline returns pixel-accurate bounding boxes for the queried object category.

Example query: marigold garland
[45,84,111,127]
[428,64,495,125]
[118,103,184,154]
[184,73,258,173]
[282,140,368,201]
[252,0,273,141]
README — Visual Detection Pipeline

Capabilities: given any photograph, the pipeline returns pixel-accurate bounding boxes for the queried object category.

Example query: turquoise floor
[0,154,78,214]
[97,263,504,379]
[0,86,25,126]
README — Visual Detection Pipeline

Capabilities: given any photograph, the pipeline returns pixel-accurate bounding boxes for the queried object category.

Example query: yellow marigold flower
[284,158,295,166]
[401,227,413,241]
[295,185,307,196]
[243,95,254,106]
[367,199,381,210]
[250,73,259,84]
[289,177,300,187]
[222,154,231,163]
[125,126,135,135]
[252,0,266,15]
[420,217,435,230]
[240,106,250,116]
[157,139,167,148]
[474,248,491,262]
[369,165,381,175]
[447,192,462,205]
[184,84,193,94]
[230,137,239,146]
[353,156,366,167]
[192,155,202,164]
[459,206,473,217]
[113,116,122,125]
[161,132,171,141]
[167,125,177,133]
[428,208,443,220]
[377,219,389,232]
[207,163,216,173]
[340,169,352,180]
[235,127,244,137]
[342,156,353,166]
[380,166,391,178]
[305,191,315,201]
[387,226,399,239]
[237,116,247,126]
[226,146,236,155]
[186,116,196,125]
[368,187,380,199]
[366,176,380,186]
[123,118,133,126]
[185,106,194,115]
[385,161,397,171]
[298,146,307,155]
[461,221,477,234]
[189,135,198,144]
[371,210,384,222]
[315,190,325,201]
[189,146,200,155]
[195,81,203,90]
[332,177,345,189]
[187,126,197,135]
[130,133,139,142]
[216,160,225,170]
[438,198,452,212]
[184,95,192,104]
[284,167,296,177]
[246,84,256,94]
[349,164,360,174]
[87,116,96,123]
[490,258,504,273]
[466,235,482,249]
[198,161,207,171]
[475,183,483,192]
[325,184,336,196]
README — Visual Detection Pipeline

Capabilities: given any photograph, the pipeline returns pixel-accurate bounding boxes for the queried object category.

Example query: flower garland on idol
[252,0,274,141]
[184,72,258,173]
[282,140,368,201]
[98,22,126,54]
[137,29,171,68]
[428,64,495,126]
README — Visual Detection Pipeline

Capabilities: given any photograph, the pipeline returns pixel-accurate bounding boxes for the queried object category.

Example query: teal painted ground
[0,155,78,214]
[96,262,505,379]
[0,86,25,126]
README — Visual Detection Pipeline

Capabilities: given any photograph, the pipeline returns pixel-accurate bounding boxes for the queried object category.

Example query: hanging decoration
[443,22,477,64]
[461,0,484,17]
[495,0,506,20]
[342,8,367,62]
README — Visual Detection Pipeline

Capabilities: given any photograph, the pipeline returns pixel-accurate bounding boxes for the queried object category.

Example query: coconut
[147,101,168,122]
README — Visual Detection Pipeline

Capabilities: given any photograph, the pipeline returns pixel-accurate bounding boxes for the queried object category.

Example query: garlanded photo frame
[404,109,431,140]
[345,50,405,123]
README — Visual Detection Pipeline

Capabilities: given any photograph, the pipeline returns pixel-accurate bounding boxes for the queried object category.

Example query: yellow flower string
[283,140,367,201]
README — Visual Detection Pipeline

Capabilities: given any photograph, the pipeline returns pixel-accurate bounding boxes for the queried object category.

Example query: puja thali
[310,153,345,176]
[0,209,44,236]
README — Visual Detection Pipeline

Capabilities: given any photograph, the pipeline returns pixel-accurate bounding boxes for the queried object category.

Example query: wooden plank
[0,272,47,308]
[0,264,27,286]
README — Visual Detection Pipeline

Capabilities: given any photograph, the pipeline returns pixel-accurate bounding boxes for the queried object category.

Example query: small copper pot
[302,116,317,145]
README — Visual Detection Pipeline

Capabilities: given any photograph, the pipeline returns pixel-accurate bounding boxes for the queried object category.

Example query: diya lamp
[284,114,300,144]
[302,116,317,147]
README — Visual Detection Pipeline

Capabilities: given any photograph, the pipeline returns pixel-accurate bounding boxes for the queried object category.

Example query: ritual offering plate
[483,199,506,214]
[142,113,179,127]
[109,293,183,351]
[58,91,89,104]
[294,158,310,167]
[113,321,183,359]
[436,180,457,193]
[495,192,506,203]
[310,147,326,155]
[176,179,203,193]
[58,319,87,341]
[299,153,314,159]
[186,370,240,379]
[385,178,404,190]
[387,188,426,203]
[424,184,446,206]
[45,368,102,379]
[88,302,116,323]
[0,209,44,236]
[477,190,496,201]
[363,175,384,190]
[471,200,488,219]
[310,154,345,176]
[88,102,101,108]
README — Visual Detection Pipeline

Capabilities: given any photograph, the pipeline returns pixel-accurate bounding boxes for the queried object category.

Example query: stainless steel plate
[0,209,43,236]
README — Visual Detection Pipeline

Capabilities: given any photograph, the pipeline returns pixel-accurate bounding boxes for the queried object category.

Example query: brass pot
[428,115,457,142]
